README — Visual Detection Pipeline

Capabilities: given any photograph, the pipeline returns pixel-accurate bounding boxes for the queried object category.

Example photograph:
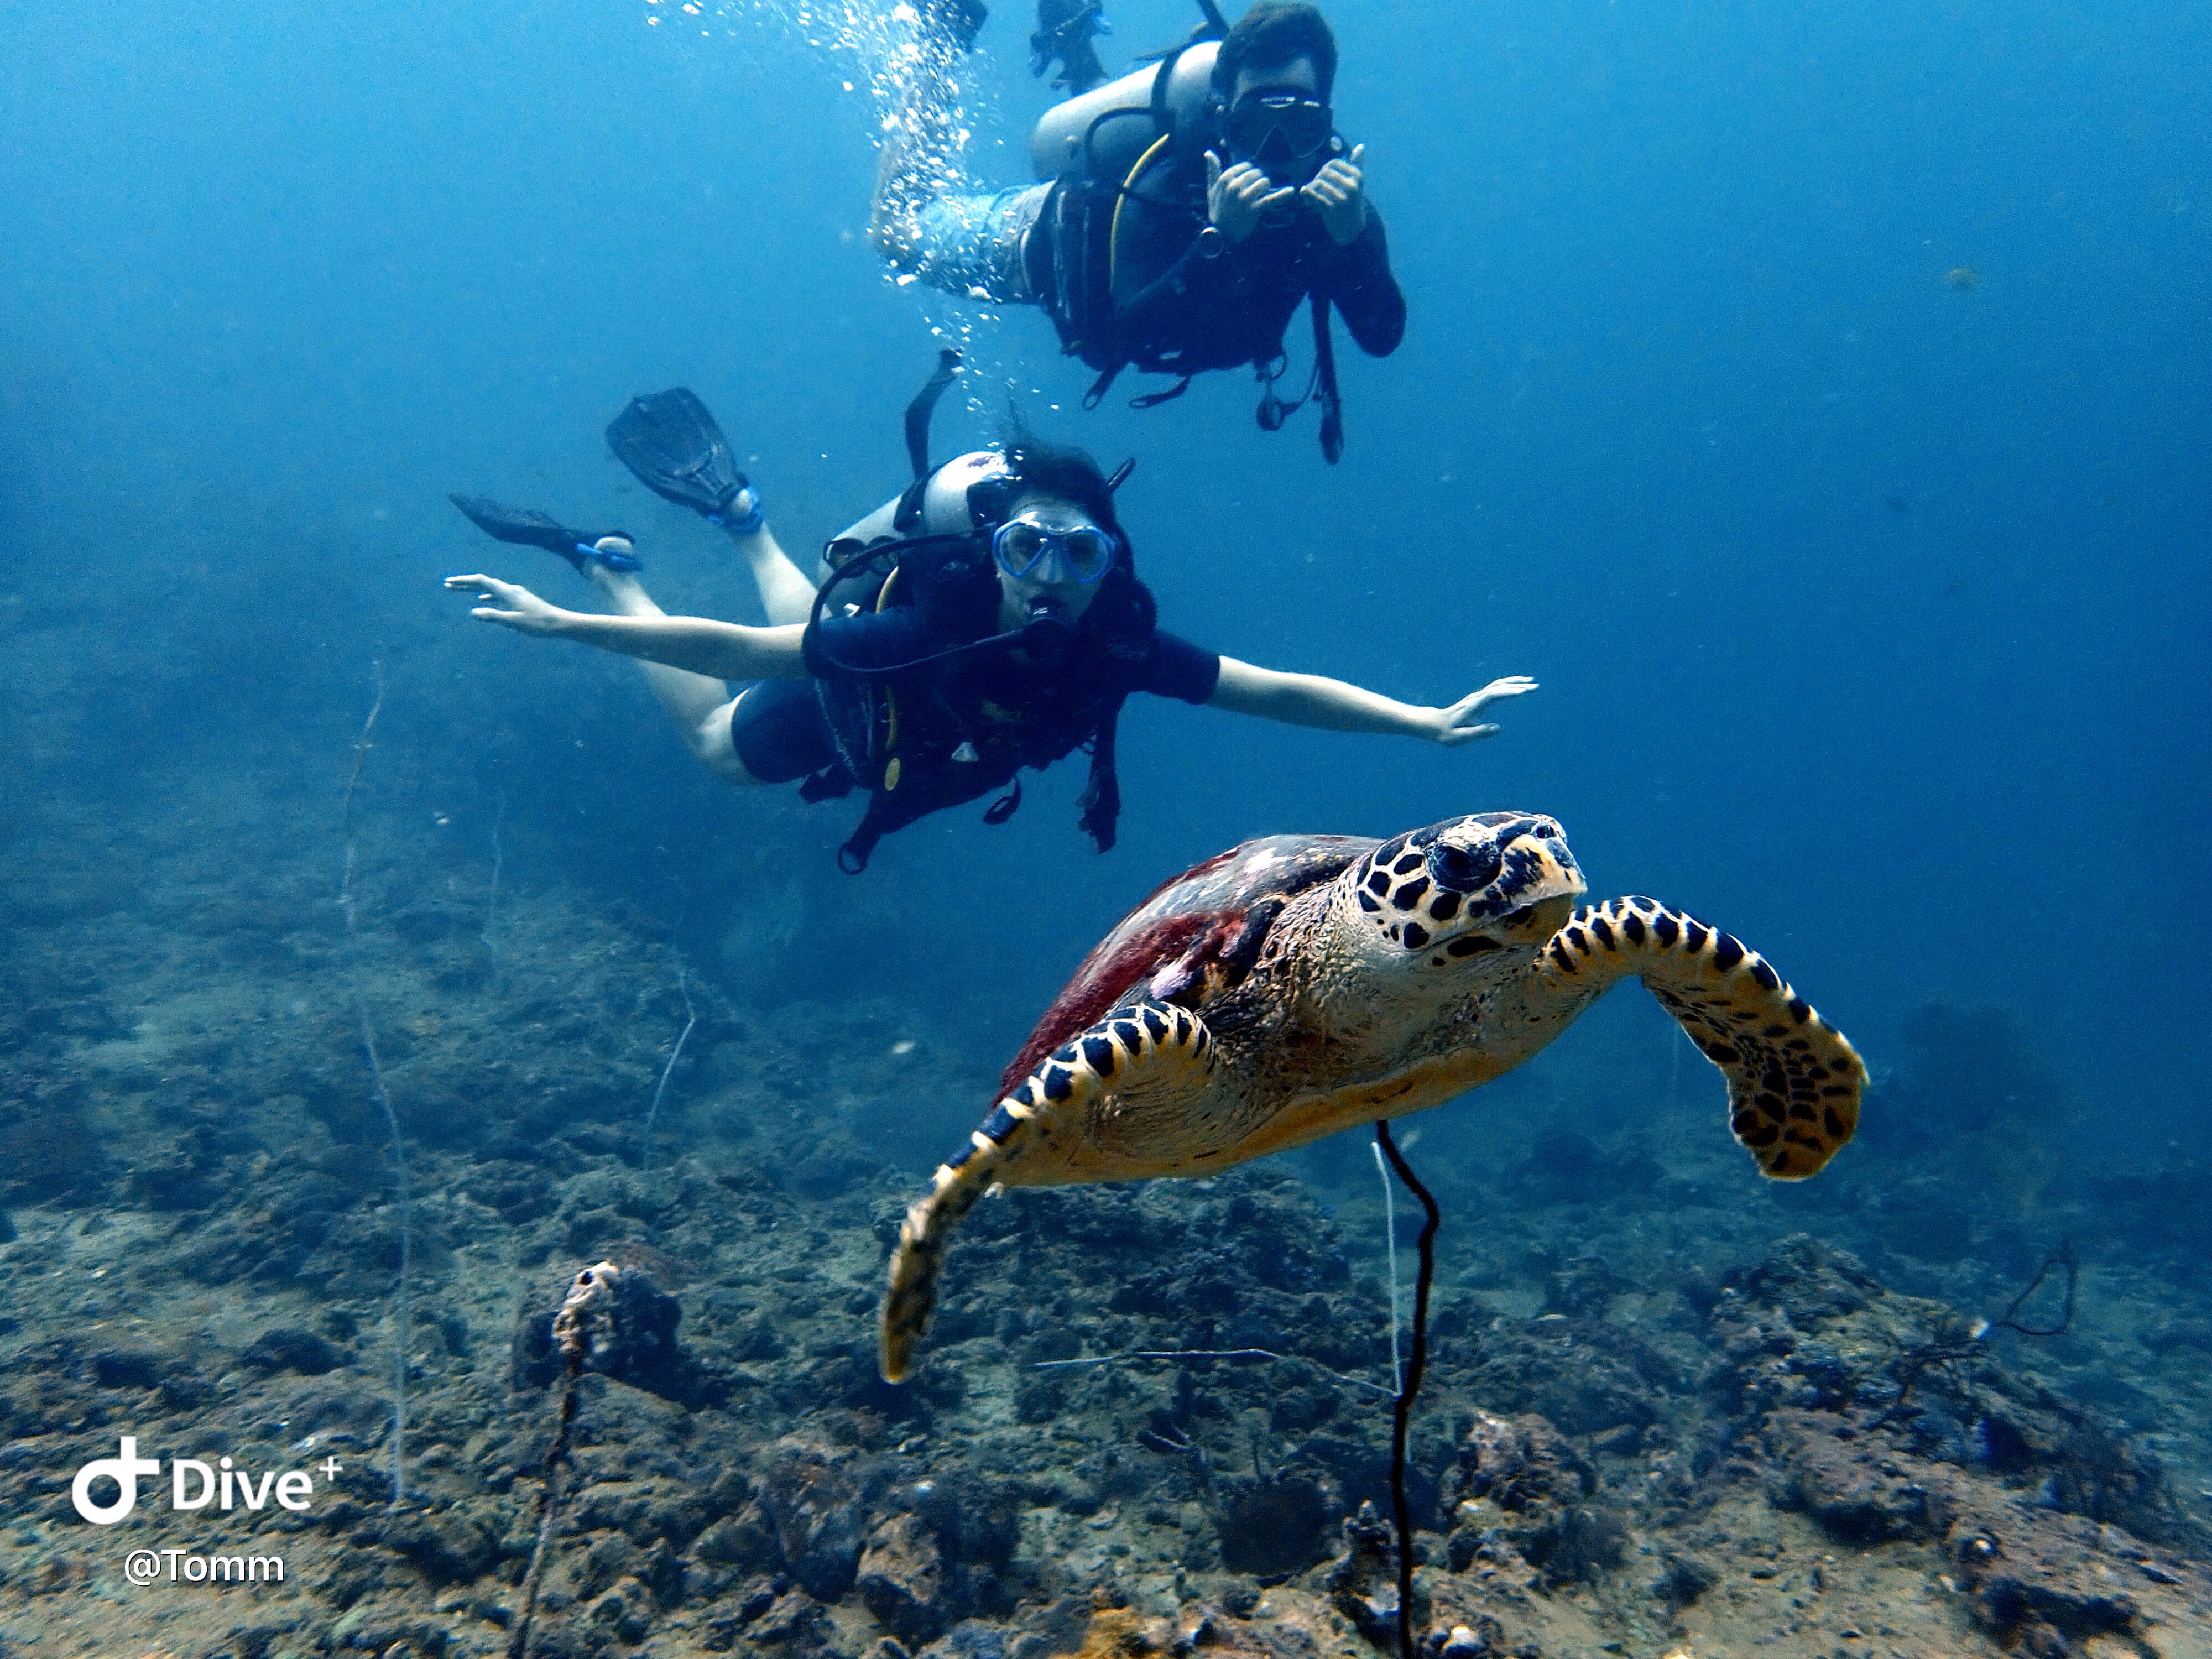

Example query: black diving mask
[1224,91,1334,168]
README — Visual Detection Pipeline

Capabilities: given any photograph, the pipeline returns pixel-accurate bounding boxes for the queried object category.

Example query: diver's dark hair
[998,426,1128,550]
[1213,2,1338,103]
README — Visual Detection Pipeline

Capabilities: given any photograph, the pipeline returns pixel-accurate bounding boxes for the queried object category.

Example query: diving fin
[606,388,752,521]
[448,494,639,573]
[925,0,989,51]
[1030,0,1108,91]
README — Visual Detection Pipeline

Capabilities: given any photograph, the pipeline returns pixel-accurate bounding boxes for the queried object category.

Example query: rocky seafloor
[6,759,2212,1659]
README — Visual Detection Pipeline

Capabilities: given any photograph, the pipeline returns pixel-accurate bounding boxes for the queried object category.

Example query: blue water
[6,0,2208,1132]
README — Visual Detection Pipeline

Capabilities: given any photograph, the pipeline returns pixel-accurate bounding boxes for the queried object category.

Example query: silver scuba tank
[819,495,904,587]
[818,452,1011,586]
[1028,39,1219,185]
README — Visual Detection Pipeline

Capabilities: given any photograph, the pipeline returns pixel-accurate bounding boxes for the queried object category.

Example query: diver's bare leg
[724,521,817,627]
[588,568,761,784]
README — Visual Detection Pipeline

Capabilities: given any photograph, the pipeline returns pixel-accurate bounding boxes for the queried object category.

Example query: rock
[87,1348,168,1390]
[1437,1617,1506,1658]
[749,1588,831,1648]
[917,1620,1009,1659]
[123,1128,225,1212]
[587,1574,656,1644]
[1465,1317,1666,1436]
[1763,1410,1934,1541]
[859,1512,948,1646]
[754,1439,864,1601]
[1214,1473,1338,1577]
[242,1327,343,1375]
[1649,1551,1715,1608]
[1731,1234,1879,1325]
[911,1469,1019,1574]
[377,1509,500,1584]
[463,1160,557,1224]
[1294,1432,1438,1526]
[1442,1412,1623,1584]
[1266,1384,1335,1434]
[695,1507,779,1573]
[1945,1503,2141,1645]
[1444,1413,1594,1520]
[1004,1596,1092,1659]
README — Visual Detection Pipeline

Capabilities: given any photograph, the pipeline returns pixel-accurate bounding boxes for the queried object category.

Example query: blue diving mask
[989,509,1119,586]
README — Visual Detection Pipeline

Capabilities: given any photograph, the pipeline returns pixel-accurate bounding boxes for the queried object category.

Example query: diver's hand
[1205,151,1296,244]
[1431,675,1539,745]
[1300,143,1367,246]
[444,574,570,636]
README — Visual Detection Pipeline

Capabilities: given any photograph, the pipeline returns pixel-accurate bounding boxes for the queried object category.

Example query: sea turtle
[881,812,1865,1380]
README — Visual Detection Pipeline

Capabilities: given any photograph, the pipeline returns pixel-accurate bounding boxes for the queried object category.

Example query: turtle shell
[1000,833,1374,1092]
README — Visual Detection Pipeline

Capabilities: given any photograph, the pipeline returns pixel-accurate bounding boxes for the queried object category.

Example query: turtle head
[1342,813,1585,969]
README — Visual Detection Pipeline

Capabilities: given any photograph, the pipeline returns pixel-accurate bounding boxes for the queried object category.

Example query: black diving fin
[606,388,753,523]
[448,494,640,573]
[1030,0,1108,92]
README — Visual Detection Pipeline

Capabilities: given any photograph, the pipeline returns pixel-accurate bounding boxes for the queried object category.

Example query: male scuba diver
[870,0,1404,461]
[444,371,1529,872]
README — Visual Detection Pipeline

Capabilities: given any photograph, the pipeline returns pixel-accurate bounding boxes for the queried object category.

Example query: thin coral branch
[639,971,698,1170]
[337,661,410,1509]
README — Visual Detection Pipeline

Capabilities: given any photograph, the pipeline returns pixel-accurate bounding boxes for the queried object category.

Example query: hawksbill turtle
[881,812,1865,1381]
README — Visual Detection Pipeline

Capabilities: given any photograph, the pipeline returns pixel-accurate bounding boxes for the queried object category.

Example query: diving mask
[990,508,1119,586]
[1223,90,1334,166]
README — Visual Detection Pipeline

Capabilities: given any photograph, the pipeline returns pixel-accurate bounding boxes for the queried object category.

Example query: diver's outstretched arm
[1207,658,1538,745]
[443,568,803,784]
[442,574,805,682]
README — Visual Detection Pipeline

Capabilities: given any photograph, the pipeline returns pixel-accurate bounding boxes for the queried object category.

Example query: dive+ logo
[71,1437,342,1525]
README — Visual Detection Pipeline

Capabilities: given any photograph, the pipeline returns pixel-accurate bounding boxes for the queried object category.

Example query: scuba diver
[444,368,1531,872]
[870,0,1403,461]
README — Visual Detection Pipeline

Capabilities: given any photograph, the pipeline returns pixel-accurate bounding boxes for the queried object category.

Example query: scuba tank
[819,451,1010,587]
[1028,39,1219,186]
[1026,39,1219,382]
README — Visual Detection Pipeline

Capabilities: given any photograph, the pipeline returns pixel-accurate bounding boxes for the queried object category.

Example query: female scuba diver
[444,375,1532,873]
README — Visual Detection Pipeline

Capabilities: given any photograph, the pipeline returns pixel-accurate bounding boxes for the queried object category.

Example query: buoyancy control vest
[797,353,1151,873]
[1024,29,1349,461]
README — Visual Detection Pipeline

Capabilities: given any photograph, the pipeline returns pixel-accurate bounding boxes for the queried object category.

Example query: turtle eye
[1428,841,1501,894]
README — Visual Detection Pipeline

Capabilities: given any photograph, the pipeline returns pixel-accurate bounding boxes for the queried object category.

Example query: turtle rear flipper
[1531,898,1865,1180]
[881,1000,1217,1382]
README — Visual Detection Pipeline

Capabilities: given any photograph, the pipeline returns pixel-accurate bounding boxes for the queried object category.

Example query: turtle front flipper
[1532,898,1866,1180]
[881,1000,1217,1382]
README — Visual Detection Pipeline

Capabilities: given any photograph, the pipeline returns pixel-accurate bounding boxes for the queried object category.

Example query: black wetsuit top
[742,560,1219,867]
[733,568,1218,821]
[1094,163,1406,377]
